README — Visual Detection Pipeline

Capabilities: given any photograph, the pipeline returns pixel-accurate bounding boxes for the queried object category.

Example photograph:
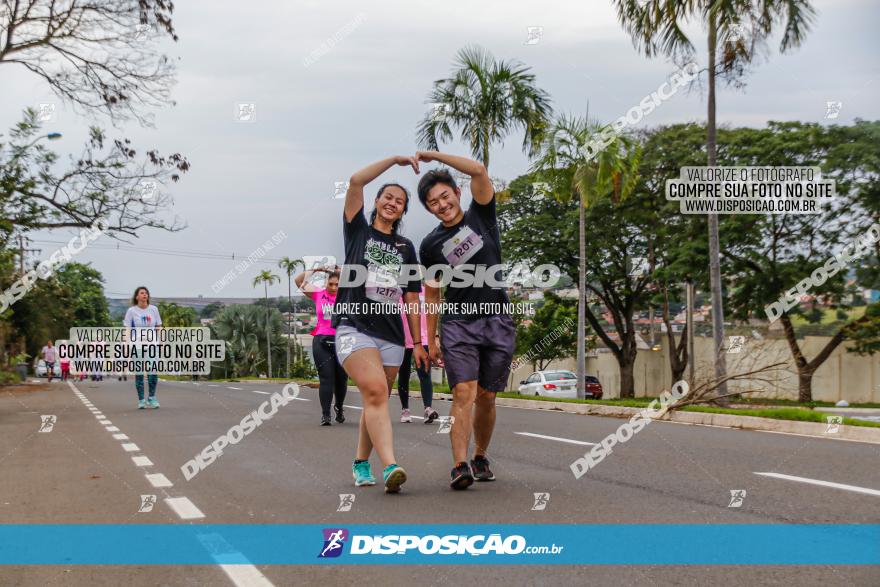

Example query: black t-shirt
[331,206,421,345]
[419,195,509,322]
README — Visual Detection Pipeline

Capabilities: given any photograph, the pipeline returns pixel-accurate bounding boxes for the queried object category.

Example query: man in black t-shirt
[416,151,515,490]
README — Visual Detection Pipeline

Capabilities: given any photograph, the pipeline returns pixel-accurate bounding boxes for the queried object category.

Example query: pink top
[309,289,336,336]
[401,294,429,349]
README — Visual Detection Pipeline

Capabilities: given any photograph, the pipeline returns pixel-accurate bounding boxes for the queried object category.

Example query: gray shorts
[334,324,405,367]
[440,315,515,392]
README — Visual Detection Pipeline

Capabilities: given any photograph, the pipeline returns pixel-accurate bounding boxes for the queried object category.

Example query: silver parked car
[517,370,579,398]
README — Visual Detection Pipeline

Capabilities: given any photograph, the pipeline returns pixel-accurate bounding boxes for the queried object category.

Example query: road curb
[434,393,880,444]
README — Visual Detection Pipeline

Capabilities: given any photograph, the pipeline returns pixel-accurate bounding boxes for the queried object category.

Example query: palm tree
[252,270,280,378]
[612,0,816,396]
[531,114,640,398]
[211,305,262,377]
[417,45,553,167]
[277,256,303,378]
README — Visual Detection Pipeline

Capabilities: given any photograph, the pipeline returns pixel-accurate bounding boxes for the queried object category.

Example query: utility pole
[17,235,40,275]
[686,281,695,386]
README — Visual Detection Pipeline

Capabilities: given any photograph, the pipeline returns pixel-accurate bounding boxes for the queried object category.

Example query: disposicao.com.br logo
[318,528,563,558]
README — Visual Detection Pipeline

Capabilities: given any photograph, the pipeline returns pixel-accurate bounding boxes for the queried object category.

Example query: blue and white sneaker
[352,460,376,487]
[382,464,407,493]
[137,399,146,409]
[147,397,160,409]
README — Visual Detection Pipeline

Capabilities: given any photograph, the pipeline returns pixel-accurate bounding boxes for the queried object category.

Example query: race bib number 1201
[441,225,483,266]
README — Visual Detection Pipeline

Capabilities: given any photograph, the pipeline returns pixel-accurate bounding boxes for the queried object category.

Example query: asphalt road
[2,378,878,586]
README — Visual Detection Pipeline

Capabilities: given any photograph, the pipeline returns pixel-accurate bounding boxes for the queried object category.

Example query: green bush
[0,370,21,385]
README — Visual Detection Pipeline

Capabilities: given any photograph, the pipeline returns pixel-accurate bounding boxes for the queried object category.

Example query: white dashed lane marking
[132,456,153,467]
[145,473,173,488]
[67,380,275,586]
[165,496,205,520]
[514,431,597,446]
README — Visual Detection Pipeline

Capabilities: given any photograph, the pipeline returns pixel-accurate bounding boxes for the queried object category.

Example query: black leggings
[396,345,433,410]
[313,335,348,417]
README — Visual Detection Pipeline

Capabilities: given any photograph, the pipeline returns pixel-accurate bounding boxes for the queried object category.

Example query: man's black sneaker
[450,462,474,490]
[320,415,332,426]
[471,455,496,482]
[334,405,345,423]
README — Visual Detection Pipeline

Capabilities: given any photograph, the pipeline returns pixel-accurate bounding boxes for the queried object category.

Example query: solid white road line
[132,456,153,467]
[112,433,129,440]
[165,496,206,520]
[514,431,597,446]
[343,405,363,411]
[145,473,173,488]
[754,472,880,497]
[251,390,271,395]
[121,443,140,452]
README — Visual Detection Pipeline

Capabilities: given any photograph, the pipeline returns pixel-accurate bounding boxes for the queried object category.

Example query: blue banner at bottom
[0,525,877,565]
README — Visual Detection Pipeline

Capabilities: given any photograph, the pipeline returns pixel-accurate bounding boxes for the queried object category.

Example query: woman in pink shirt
[395,293,439,423]
[295,266,348,426]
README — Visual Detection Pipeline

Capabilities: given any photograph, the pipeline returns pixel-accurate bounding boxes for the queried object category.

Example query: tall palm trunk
[576,190,586,399]
[265,284,272,378]
[706,14,728,398]
[286,275,291,378]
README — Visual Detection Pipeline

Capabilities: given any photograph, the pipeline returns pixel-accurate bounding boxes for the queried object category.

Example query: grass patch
[734,397,880,409]
[790,306,865,326]
[680,405,880,428]
[490,392,880,428]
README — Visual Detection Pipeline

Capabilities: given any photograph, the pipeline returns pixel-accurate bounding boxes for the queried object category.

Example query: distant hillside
[107,295,308,317]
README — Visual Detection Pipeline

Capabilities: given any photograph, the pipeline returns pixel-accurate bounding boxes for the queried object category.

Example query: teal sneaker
[352,460,376,487]
[137,399,146,409]
[382,464,407,494]
[147,397,160,409]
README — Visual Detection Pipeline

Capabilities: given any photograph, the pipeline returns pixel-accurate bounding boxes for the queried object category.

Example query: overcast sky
[3,0,878,299]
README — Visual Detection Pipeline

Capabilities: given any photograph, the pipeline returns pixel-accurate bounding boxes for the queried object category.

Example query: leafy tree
[634,121,880,401]
[2,262,110,361]
[54,263,112,328]
[613,0,817,397]
[529,114,640,397]
[513,292,580,370]
[157,301,196,327]
[500,175,655,398]
[201,302,224,319]
[0,0,179,124]
[0,111,188,239]
[417,45,552,167]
